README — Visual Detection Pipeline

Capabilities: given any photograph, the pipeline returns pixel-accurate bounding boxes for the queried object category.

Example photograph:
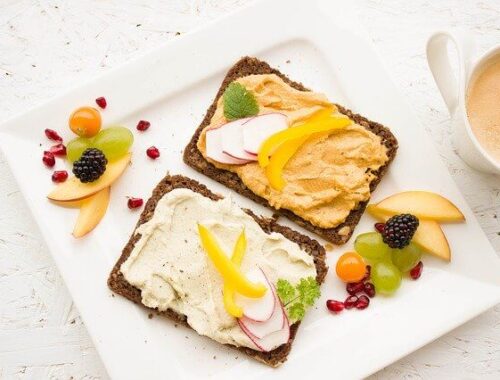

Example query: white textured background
[0,0,499,379]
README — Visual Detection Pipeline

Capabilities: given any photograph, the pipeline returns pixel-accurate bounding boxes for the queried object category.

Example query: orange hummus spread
[197,74,389,229]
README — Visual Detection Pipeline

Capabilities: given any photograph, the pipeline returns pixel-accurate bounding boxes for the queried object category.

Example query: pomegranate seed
[374,222,385,233]
[355,295,370,310]
[326,300,344,314]
[362,265,371,282]
[128,197,144,209]
[364,282,376,298]
[52,170,68,183]
[136,120,151,131]
[42,151,55,167]
[44,128,62,142]
[410,261,423,280]
[146,146,160,159]
[95,96,107,109]
[49,143,66,156]
[344,295,358,309]
[346,281,365,295]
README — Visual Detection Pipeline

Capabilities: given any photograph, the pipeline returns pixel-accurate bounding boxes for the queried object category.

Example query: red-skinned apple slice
[234,268,275,322]
[242,113,288,154]
[206,125,250,165]
[239,285,284,339]
[220,117,257,160]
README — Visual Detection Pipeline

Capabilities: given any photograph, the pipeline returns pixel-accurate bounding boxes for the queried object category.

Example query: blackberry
[73,148,107,183]
[382,214,419,249]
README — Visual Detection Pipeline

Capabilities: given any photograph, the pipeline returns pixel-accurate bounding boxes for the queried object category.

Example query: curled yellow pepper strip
[265,134,310,191]
[258,115,352,168]
[198,224,267,298]
[222,230,246,318]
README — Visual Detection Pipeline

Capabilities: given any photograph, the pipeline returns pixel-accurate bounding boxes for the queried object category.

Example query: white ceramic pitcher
[426,30,500,175]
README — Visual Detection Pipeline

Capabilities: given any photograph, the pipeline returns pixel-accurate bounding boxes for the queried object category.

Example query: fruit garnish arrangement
[42,97,158,238]
[197,224,320,351]
[326,191,465,314]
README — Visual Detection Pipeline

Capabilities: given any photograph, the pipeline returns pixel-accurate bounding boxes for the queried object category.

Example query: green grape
[371,262,402,295]
[93,126,134,161]
[391,242,423,272]
[67,136,92,162]
[354,232,391,262]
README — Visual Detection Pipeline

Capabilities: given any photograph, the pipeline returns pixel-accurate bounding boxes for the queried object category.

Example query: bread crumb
[213,355,216,360]
[338,226,351,236]
[325,243,334,251]
[148,313,153,319]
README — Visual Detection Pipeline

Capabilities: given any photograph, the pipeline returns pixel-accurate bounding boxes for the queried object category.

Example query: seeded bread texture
[183,56,398,245]
[108,174,327,367]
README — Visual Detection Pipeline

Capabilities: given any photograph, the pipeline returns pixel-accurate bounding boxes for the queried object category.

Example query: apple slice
[242,113,288,154]
[206,126,250,164]
[48,153,131,202]
[234,268,275,322]
[412,219,451,261]
[73,187,110,238]
[366,204,451,261]
[239,287,284,339]
[238,303,290,352]
[375,191,465,222]
[220,117,257,161]
[50,198,85,208]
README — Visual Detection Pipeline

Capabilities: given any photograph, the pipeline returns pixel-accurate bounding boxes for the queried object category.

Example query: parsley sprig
[276,277,320,323]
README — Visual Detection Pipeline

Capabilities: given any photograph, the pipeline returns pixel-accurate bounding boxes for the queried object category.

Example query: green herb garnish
[223,82,259,120]
[276,276,320,323]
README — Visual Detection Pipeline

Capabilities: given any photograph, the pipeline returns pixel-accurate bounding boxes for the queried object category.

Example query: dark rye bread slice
[183,56,398,245]
[108,174,327,367]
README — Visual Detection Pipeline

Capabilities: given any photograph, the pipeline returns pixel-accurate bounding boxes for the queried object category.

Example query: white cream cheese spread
[120,188,317,349]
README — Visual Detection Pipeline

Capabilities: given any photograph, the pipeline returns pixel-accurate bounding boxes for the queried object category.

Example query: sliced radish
[221,117,257,161]
[254,316,290,352]
[238,301,290,352]
[205,125,250,165]
[242,113,288,154]
[235,267,275,322]
[239,287,284,339]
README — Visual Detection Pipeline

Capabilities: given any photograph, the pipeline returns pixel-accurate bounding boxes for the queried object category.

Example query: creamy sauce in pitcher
[466,54,500,163]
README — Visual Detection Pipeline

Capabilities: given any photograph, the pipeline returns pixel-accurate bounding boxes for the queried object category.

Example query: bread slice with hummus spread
[108,174,327,367]
[183,57,398,245]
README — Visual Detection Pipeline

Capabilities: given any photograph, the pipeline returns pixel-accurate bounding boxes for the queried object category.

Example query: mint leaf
[276,279,296,305]
[297,277,321,306]
[288,302,305,323]
[223,82,259,120]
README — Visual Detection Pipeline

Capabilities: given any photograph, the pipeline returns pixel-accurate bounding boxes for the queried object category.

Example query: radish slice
[242,113,288,154]
[235,268,275,322]
[221,117,257,161]
[206,124,250,165]
[239,286,284,339]
[238,301,290,352]
[254,316,290,352]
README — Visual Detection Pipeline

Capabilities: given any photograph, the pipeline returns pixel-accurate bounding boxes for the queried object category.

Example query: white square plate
[1,0,499,378]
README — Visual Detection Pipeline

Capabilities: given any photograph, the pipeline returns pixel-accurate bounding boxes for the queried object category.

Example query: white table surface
[0,0,499,379]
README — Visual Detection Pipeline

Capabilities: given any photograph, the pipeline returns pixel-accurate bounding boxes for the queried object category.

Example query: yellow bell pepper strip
[222,229,246,318]
[305,105,335,122]
[197,224,267,298]
[258,115,352,168]
[265,134,310,191]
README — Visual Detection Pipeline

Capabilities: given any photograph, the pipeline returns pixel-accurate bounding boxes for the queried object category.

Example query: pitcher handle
[426,30,474,115]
